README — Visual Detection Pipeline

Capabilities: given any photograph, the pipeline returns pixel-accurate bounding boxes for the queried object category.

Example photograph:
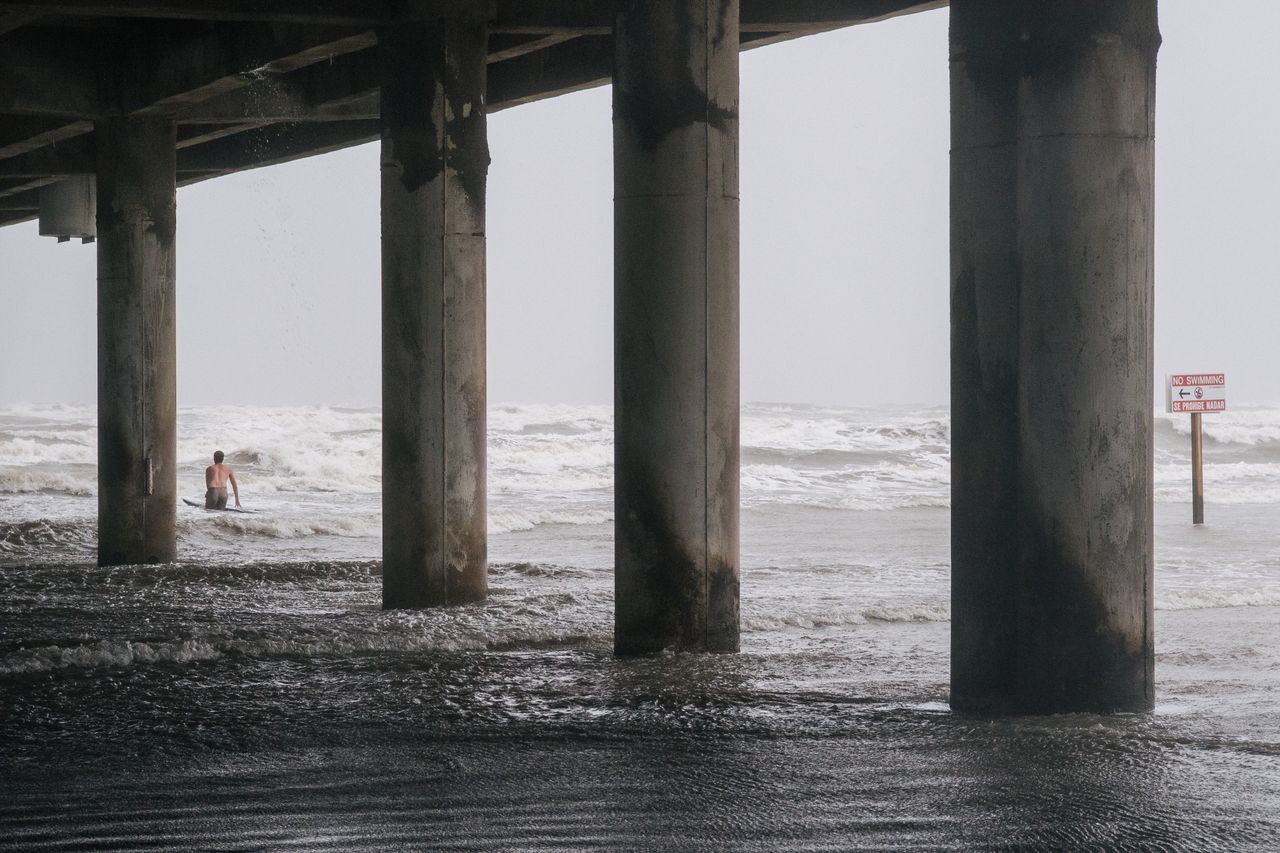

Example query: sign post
[1190,412,1204,524]
[1167,373,1226,525]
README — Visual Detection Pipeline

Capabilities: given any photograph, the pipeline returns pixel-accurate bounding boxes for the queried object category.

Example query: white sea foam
[1160,409,1280,447]
[0,467,95,495]
[743,603,951,630]
[1,638,224,674]
[186,506,613,540]
[1155,589,1280,611]
[0,610,611,674]
[1155,460,1280,504]
[0,435,96,465]
[6,403,1280,520]
[209,514,382,539]
[490,508,612,534]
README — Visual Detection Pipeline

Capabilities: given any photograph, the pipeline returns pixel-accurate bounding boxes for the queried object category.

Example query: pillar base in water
[379,16,489,608]
[949,0,1158,713]
[612,0,741,654]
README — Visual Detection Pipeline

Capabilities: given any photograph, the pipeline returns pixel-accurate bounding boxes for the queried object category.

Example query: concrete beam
[0,136,94,177]
[95,116,177,566]
[174,119,379,175]
[0,116,93,158]
[486,33,611,109]
[123,22,376,115]
[491,0,943,33]
[614,0,741,655]
[949,0,1158,715]
[487,32,578,62]
[1,0,939,30]
[176,33,613,122]
[0,31,101,116]
[738,0,945,31]
[484,28,858,111]
[0,175,56,201]
[380,15,489,609]
[0,1,398,25]
[176,120,271,148]
[174,48,379,123]
[0,9,42,35]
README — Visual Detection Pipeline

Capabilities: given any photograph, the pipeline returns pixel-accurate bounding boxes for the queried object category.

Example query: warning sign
[1167,374,1226,413]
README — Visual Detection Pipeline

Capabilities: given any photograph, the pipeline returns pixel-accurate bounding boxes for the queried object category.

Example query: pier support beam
[613,0,740,654]
[379,15,489,608]
[950,0,1159,713]
[95,117,177,566]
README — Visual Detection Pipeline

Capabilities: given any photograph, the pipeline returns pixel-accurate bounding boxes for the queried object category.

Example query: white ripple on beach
[0,588,613,675]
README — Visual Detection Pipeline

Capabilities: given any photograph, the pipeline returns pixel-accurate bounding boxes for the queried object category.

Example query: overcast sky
[2,2,1278,408]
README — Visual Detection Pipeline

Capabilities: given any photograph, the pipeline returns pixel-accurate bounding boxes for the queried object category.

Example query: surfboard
[183,498,255,514]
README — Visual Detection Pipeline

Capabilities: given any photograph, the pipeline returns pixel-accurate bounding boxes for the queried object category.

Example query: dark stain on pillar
[709,0,733,51]
[950,0,1020,92]
[378,25,445,195]
[953,0,1159,89]
[949,261,1022,713]
[706,558,739,652]
[1015,503,1153,713]
[442,15,490,210]
[615,1,737,153]
[616,467,703,655]
[1018,0,1162,77]
[145,195,176,247]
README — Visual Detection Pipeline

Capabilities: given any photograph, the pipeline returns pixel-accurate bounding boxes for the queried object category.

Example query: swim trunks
[205,487,228,510]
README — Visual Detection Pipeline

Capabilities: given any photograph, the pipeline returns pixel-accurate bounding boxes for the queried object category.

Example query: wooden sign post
[1167,373,1226,525]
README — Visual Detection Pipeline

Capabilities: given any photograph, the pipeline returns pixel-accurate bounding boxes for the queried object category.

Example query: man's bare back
[205,451,240,509]
[206,463,234,488]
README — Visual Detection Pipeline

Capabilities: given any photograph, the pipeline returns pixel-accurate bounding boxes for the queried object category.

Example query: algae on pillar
[950,0,1159,713]
[613,0,741,654]
[379,14,489,608]
[95,117,177,566]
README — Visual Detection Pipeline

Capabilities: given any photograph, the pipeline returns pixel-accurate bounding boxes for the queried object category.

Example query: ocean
[2,401,1278,850]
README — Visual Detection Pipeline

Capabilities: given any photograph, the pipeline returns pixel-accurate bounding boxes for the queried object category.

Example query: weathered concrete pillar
[379,16,488,608]
[613,0,740,654]
[95,117,177,566]
[950,0,1159,713]
[949,3,1020,713]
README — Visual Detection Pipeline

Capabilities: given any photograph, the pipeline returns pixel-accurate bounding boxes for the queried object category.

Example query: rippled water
[3,404,1279,849]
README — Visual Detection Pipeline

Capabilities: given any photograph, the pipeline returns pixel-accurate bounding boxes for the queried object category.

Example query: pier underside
[3,0,1161,714]
[0,0,942,228]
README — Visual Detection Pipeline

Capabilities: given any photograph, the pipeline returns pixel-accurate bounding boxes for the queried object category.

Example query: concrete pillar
[949,4,1020,712]
[95,117,177,566]
[950,0,1159,713]
[379,15,488,608]
[613,0,740,654]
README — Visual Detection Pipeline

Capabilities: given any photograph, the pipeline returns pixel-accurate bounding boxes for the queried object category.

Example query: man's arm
[205,465,214,489]
[229,470,241,507]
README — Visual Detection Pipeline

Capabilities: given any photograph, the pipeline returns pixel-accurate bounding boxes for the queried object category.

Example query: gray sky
[2,2,1278,408]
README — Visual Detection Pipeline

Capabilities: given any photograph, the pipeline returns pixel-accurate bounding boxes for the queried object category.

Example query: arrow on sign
[1179,389,1190,398]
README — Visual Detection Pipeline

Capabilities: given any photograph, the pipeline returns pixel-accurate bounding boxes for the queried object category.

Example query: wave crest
[0,467,95,496]
[744,604,950,630]
[2,638,223,674]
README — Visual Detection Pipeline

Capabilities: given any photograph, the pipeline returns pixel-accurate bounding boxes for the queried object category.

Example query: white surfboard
[183,498,255,513]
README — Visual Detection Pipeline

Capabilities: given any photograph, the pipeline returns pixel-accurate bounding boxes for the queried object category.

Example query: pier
[0,0,1157,714]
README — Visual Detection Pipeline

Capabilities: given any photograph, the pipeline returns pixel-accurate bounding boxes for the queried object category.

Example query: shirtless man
[205,450,241,509]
